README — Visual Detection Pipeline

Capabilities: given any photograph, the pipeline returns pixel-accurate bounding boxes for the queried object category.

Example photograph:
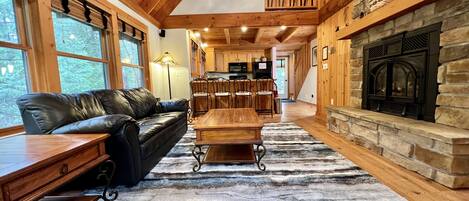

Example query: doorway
[275,57,288,99]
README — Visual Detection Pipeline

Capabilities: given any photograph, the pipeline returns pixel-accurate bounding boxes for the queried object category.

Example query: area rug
[94,123,404,201]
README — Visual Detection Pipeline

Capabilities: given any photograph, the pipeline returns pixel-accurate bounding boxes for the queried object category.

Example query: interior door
[275,57,288,99]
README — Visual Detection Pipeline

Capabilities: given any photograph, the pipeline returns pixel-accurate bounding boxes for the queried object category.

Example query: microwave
[229,62,248,73]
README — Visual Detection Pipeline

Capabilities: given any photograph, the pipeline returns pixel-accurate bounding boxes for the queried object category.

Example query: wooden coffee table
[192,108,266,172]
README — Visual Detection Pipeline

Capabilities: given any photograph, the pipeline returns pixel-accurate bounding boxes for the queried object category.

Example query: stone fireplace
[328,0,469,189]
[362,23,440,122]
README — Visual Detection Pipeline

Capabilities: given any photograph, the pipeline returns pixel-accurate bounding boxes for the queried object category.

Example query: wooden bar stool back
[234,79,253,108]
[254,79,275,116]
[213,79,231,108]
[190,79,210,115]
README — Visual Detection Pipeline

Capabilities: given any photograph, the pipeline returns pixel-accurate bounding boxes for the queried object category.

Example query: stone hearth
[328,0,469,189]
[328,106,469,189]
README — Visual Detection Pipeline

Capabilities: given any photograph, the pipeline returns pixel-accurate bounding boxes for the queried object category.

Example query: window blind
[52,0,111,30]
[118,20,145,41]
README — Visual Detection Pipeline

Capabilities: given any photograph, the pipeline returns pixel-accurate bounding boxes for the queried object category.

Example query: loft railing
[265,0,318,10]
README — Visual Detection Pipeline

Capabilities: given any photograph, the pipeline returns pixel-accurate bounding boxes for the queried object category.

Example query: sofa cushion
[74,92,107,119]
[121,88,158,119]
[17,93,85,133]
[136,115,180,143]
[91,90,136,118]
[138,117,186,159]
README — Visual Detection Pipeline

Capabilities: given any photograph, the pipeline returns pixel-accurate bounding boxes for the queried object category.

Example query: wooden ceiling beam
[319,0,354,22]
[118,0,162,28]
[254,28,265,43]
[150,0,182,24]
[224,28,231,44]
[162,11,319,29]
[276,27,299,43]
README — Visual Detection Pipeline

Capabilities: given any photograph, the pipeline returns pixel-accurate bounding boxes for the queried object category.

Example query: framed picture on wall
[322,46,329,61]
[312,46,318,67]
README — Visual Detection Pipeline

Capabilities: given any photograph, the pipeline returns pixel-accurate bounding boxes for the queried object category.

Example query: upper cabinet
[205,50,265,72]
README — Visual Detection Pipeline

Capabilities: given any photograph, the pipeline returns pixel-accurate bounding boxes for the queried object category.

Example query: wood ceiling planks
[276,27,299,43]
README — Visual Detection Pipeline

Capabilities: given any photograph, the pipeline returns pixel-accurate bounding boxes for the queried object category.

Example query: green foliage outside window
[122,66,143,89]
[120,33,143,89]
[0,0,18,43]
[58,56,107,94]
[52,11,107,93]
[0,0,28,129]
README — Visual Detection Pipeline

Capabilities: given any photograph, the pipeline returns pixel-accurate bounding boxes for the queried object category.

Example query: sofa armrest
[158,99,188,113]
[51,114,143,185]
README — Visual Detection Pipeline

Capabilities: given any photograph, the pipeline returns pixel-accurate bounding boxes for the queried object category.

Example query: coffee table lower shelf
[192,143,266,172]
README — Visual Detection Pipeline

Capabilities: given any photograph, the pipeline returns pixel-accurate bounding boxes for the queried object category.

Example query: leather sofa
[16,88,188,186]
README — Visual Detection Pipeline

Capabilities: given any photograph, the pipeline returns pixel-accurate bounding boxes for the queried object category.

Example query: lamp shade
[154,52,177,66]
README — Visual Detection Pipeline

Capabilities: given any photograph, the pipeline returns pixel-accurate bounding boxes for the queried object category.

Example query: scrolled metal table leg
[96,160,118,201]
[192,145,204,172]
[255,144,266,171]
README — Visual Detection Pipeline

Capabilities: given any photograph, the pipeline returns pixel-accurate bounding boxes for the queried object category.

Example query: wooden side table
[0,134,118,201]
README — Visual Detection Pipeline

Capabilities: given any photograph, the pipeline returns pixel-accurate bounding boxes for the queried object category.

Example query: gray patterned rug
[93,123,404,201]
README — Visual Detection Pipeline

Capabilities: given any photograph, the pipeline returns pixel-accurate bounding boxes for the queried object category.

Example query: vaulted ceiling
[119,0,349,51]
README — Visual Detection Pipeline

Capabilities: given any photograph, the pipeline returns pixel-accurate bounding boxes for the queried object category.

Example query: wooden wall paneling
[162,11,320,29]
[319,0,354,22]
[293,43,311,99]
[316,1,352,121]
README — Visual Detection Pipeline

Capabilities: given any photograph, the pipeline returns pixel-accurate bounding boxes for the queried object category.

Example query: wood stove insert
[362,23,441,122]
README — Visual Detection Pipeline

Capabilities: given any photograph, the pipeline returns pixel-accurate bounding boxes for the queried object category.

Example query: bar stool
[213,79,231,108]
[234,79,253,108]
[190,79,210,116]
[254,79,274,117]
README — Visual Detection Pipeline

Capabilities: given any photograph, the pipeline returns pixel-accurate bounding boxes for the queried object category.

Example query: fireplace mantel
[336,0,436,39]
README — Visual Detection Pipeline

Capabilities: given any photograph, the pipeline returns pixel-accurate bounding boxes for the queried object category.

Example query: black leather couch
[16,88,188,186]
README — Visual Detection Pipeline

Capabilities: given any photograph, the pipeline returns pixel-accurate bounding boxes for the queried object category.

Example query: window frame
[117,11,151,90]
[0,0,35,135]
[52,10,112,93]
[119,33,145,89]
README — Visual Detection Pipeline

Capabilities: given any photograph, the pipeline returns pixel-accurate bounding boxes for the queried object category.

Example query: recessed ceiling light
[280,25,287,30]
[203,27,209,32]
[194,32,201,38]
[241,26,248,32]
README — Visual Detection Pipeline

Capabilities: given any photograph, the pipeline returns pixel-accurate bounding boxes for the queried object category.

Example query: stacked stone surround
[349,0,469,130]
[328,106,469,189]
[327,0,469,189]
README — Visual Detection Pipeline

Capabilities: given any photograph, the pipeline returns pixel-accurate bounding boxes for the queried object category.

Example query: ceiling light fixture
[280,25,287,30]
[201,43,208,48]
[194,32,201,38]
[203,27,209,32]
[241,26,248,32]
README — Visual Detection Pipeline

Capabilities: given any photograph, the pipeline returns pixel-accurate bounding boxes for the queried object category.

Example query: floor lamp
[154,52,177,99]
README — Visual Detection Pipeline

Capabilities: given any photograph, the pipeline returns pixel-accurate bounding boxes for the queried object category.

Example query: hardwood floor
[271,102,469,201]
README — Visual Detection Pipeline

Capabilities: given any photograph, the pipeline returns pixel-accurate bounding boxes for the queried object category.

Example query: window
[52,11,108,93]
[120,32,144,89]
[0,0,30,129]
